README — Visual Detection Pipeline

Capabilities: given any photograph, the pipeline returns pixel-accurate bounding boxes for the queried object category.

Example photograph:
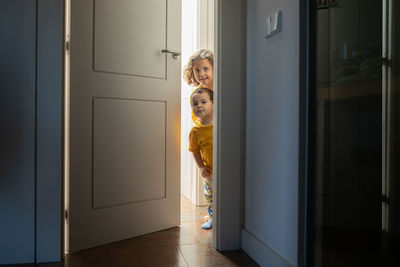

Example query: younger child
[188,88,214,229]
[183,49,214,126]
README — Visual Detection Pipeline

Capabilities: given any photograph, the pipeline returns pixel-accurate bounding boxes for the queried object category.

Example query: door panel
[92,98,166,209]
[94,0,167,78]
[69,0,181,252]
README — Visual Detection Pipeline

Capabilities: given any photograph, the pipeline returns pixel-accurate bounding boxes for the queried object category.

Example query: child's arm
[192,152,211,178]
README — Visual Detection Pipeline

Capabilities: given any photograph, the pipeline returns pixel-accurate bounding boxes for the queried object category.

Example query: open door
[68,0,181,252]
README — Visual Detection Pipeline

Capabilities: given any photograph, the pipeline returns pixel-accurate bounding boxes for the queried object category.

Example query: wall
[180,0,198,204]
[36,0,63,262]
[243,0,299,266]
[0,0,63,264]
[0,1,36,263]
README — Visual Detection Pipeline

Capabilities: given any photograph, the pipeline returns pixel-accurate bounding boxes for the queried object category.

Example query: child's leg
[201,177,213,229]
[203,177,213,219]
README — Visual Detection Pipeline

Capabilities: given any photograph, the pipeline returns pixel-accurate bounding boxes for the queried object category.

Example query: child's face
[193,59,213,89]
[191,92,213,121]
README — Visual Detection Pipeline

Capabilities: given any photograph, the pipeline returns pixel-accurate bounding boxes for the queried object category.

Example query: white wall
[180,0,199,203]
[243,0,299,266]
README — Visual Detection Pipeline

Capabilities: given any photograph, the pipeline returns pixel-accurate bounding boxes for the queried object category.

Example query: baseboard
[241,228,295,267]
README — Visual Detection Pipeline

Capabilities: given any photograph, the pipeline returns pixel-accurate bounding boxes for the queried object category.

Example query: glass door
[384,0,400,264]
[308,0,399,266]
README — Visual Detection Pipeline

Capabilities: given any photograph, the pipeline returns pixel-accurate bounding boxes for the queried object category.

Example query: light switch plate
[265,11,282,38]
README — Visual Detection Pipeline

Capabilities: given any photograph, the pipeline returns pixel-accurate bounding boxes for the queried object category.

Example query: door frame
[213,0,246,250]
[62,0,246,254]
[298,0,313,266]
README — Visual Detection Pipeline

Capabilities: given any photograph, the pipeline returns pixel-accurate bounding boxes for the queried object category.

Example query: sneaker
[201,219,213,229]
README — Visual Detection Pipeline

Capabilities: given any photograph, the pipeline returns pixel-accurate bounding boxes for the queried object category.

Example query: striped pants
[204,177,213,218]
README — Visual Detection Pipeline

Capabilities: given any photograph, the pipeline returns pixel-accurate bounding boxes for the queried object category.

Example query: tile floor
[12,196,259,267]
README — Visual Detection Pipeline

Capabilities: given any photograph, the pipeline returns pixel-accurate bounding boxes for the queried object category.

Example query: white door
[68,0,181,252]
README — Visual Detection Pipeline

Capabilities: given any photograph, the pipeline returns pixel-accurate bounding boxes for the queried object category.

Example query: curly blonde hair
[183,49,214,86]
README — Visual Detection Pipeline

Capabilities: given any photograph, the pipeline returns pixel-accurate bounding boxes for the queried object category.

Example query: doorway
[180,0,213,210]
[64,0,215,253]
[307,0,400,266]
[180,0,214,242]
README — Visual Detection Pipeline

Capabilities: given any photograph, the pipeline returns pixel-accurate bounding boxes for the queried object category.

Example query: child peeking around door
[188,87,214,229]
[183,49,214,127]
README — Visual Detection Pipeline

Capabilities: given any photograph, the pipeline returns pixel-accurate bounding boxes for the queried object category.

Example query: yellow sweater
[188,124,213,175]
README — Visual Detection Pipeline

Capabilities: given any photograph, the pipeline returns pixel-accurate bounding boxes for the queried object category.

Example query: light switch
[265,11,282,38]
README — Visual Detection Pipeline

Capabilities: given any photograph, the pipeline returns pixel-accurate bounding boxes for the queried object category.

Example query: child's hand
[200,166,212,178]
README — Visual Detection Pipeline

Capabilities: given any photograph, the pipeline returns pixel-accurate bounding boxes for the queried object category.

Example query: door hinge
[64,209,69,220]
[65,40,70,53]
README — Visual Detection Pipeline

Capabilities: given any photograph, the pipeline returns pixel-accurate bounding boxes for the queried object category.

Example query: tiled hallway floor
[19,196,259,267]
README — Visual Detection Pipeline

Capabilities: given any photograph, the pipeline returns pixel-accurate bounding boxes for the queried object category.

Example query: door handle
[161,49,181,59]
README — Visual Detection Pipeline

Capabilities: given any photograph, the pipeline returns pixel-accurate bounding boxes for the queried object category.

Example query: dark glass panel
[308,0,400,266]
